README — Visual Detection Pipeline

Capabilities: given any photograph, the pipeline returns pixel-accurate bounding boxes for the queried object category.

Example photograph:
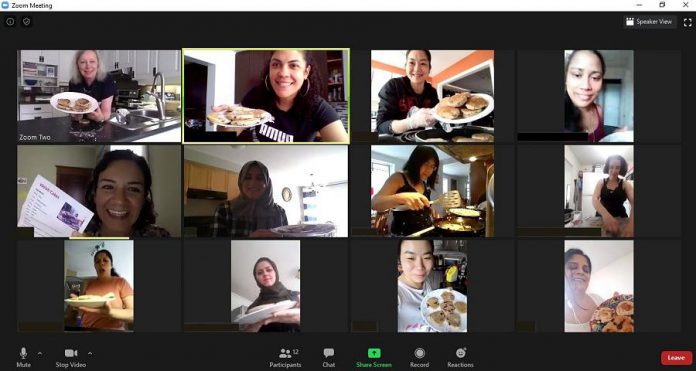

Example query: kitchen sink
[127,109,174,120]
[107,110,180,131]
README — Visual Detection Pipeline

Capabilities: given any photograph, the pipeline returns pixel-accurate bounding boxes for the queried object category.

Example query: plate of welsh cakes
[432,92,494,125]
[50,92,98,114]
[420,288,468,332]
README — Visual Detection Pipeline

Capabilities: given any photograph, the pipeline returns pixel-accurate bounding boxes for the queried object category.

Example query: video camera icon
[1,1,10,10]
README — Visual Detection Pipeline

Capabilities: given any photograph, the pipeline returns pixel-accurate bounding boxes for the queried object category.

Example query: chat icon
[323,348,335,358]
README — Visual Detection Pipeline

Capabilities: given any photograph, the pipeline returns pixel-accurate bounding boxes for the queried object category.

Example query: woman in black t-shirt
[376,50,440,134]
[68,50,117,123]
[213,50,348,143]
[592,155,634,237]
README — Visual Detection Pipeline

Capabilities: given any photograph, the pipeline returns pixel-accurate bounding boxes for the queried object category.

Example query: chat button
[322,348,336,368]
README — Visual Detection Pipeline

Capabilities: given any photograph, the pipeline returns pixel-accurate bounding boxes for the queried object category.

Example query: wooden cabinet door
[188,162,210,190]
[209,168,228,192]
[227,171,239,200]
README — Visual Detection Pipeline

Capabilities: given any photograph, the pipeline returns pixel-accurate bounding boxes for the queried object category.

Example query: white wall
[230,241,301,310]
[184,50,236,107]
[148,145,181,236]
[589,252,634,300]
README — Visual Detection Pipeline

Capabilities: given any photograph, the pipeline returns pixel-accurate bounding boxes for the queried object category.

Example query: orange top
[80,277,133,330]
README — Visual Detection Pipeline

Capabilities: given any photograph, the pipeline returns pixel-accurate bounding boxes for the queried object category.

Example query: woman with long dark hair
[371,145,439,236]
[564,50,607,142]
[80,150,169,237]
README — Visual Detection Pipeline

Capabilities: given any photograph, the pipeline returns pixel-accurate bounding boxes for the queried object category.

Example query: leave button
[661,351,692,366]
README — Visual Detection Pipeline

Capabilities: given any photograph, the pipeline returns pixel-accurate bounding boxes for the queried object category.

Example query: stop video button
[661,351,692,366]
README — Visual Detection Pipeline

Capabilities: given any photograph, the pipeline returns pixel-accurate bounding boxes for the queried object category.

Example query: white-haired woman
[69,50,116,123]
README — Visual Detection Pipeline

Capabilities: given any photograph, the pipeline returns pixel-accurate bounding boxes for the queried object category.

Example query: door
[184,61,208,120]
[602,82,622,129]
[55,166,93,205]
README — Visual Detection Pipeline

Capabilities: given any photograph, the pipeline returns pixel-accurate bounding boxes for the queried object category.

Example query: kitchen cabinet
[19,104,68,120]
[227,172,239,200]
[100,50,118,70]
[58,50,76,86]
[21,50,59,65]
[134,50,157,82]
[156,50,181,83]
[188,162,210,190]
[185,161,236,196]
[209,168,228,193]
[118,50,135,70]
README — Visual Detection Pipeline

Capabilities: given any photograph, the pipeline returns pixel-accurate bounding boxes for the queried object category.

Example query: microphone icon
[20,347,28,360]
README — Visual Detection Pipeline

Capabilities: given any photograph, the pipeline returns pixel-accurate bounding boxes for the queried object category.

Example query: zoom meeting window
[6,9,694,371]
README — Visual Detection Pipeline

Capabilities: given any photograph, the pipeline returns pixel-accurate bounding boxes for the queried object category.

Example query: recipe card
[18,175,94,237]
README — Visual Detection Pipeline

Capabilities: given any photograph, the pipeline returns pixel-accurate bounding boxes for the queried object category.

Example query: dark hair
[85,150,156,233]
[564,50,607,132]
[256,50,322,121]
[253,257,278,286]
[403,145,439,188]
[564,248,592,273]
[405,50,432,68]
[94,249,120,277]
[603,155,628,176]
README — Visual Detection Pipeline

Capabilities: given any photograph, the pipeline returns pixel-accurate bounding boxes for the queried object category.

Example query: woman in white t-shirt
[564,248,604,332]
[397,240,437,332]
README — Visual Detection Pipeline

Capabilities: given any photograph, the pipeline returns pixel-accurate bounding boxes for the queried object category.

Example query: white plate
[65,297,114,308]
[420,288,467,332]
[50,92,99,114]
[431,93,494,125]
[233,300,297,325]
[207,107,273,128]
[270,223,336,237]
[599,130,634,143]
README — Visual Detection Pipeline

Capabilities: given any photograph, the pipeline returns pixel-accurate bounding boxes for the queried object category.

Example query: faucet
[144,72,166,120]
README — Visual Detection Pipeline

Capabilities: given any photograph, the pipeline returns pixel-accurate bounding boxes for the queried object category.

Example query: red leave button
[661,351,693,366]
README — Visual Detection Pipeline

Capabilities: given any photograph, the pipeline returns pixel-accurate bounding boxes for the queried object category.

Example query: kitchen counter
[17,115,181,143]
[565,215,629,237]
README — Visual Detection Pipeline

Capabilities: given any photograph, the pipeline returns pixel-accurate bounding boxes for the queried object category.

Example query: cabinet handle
[35,116,41,119]
[152,67,156,76]
[34,107,41,111]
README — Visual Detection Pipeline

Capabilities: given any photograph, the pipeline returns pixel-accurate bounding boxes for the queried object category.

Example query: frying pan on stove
[432,215,485,236]
[415,127,493,142]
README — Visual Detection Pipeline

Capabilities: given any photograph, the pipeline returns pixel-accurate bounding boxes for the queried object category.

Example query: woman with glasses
[371,145,439,236]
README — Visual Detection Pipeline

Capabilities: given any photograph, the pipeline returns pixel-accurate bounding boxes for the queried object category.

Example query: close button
[661,351,693,366]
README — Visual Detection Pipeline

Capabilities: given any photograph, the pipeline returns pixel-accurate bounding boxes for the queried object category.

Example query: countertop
[18,115,181,143]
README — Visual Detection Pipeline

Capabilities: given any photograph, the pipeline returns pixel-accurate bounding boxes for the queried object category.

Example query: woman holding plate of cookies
[375,50,440,135]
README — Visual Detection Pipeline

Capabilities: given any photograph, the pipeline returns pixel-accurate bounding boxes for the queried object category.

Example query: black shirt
[376,76,439,134]
[241,85,339,142]
[69,74,117,103]
[598,178,628,218]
